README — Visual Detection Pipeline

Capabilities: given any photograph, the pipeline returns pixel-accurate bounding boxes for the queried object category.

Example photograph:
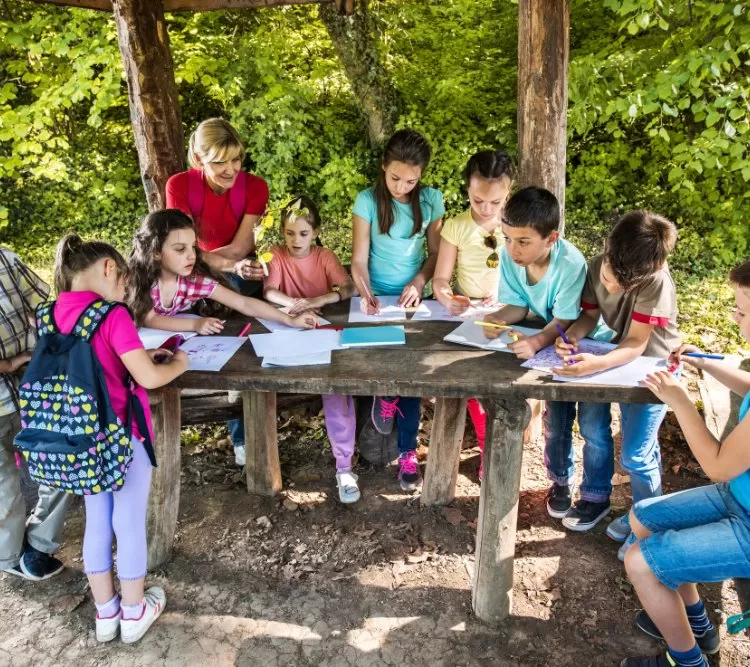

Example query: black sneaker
[2,563,29,579]
[620,651,708,667]
[546,483,572,519]
[635,609,720,655]
[19,545,64,581]
[371,396,402,435]
[561,499,610,532]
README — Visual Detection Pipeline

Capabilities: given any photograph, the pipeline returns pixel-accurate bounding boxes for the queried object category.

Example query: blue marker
[685,352,724,360]
[555,324,576,365]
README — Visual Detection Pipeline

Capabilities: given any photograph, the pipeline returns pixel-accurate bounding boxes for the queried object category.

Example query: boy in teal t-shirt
[482,186,587,519]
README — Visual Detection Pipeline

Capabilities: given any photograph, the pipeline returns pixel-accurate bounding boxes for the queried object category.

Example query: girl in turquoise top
[350,130,445,492]
[616,259,750,667]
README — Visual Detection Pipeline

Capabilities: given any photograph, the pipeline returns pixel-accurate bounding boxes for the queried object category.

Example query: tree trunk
[319,2,399,147]
[111,0,185,211]
[517,0,570,235]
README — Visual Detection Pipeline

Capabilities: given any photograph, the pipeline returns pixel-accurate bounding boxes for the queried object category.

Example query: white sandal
[335,471,361,504]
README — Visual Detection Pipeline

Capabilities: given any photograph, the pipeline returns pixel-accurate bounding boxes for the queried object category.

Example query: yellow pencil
[474,321,511,330]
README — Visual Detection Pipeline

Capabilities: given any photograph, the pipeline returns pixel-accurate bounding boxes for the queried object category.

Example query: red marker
[238,322,252,337]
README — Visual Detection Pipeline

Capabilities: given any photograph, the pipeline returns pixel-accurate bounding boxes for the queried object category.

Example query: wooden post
[243,390,282,495]
[111,0,185,211]
[472,396,530,623]
[517,0,570,233]
[421,397,467,505]
[146,387,182,568]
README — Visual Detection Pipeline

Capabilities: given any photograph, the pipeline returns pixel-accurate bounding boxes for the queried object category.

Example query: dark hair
[463,150,515,188]
[127,209,227,325]
[54,233,128,294]
[502,186,560,238]
[375,129,431,237]
[729,259,750,289]
[605,210,677,290]
[280,194,323,247]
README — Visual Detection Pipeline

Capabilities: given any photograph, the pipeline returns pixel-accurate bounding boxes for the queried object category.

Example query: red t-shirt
[54,291,153,444]
[165,169,270,252]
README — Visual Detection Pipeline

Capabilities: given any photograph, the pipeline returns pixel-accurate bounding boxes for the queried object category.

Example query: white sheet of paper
[179,336,246,372]
[261,351,332,367]
[444,320,541,353]
[249,329,342,359]
[257,306,330,332]
[137,327,198,350]
[552,356,668,386]
[521,339,617,373]
[349,296,408,323]
[411,299,499,322]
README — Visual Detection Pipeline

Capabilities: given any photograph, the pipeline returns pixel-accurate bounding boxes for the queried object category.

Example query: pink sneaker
[372,396,403,435]
[397,451,422,492]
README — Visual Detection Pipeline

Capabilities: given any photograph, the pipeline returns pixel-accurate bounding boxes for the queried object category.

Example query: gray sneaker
[606,513,631,542]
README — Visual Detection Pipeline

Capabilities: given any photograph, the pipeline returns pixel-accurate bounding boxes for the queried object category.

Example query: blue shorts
[633,483,750,590]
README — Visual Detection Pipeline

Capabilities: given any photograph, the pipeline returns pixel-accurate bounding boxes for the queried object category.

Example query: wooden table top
[170,302,658,404]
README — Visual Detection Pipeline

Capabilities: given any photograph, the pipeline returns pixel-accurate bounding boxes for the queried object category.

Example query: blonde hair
[187,118,245,169]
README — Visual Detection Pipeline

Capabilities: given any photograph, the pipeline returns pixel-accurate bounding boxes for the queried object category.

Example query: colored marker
[555,323,576,365]
[357,277,380,314]
[314,325,344,331]
[685,352,724,360]
[238,322,252,337]
[440,288,467,302]
[474,321,511,330]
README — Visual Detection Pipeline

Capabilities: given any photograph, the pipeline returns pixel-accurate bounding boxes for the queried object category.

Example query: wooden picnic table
[146,301,657,623]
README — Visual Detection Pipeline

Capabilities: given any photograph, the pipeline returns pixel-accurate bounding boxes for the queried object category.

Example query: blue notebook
[340,325,406,348]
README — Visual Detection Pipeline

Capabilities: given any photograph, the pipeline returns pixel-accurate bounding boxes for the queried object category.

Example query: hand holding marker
[555,323,576,365]
[358,277,380,315]
[474,320,518,342]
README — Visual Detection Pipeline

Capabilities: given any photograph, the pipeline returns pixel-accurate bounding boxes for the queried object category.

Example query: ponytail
[54,233,127,294]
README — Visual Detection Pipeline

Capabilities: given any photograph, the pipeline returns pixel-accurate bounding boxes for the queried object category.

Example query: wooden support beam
[517,0,570,234]
[243,390,282,495]
[146,388,182,568]
[111,0,185,211]
[472,396,530,623]
[421,397,466,506]
[27,0,335,12]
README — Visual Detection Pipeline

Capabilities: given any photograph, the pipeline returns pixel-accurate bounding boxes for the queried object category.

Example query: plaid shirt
[150,273,217,316]
[0,248,50,416]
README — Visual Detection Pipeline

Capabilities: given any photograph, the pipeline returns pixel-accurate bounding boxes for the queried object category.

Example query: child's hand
[360,295,381,315]
[481,314,506,339]
[554,334,578,357]
[442,292,471,315]
[552,353,603,377]
[481,294,499,308]
[193,317,224,335]
[507,332,537,360]
[9,351,33,372]
[234,259,264,281]
[398,282,422,308]
[288,298,321,316]
[669,344,705,369]
[641,370,689,406]
[291,313,317,329]
[147,349,173,364]
[172,349,190,370]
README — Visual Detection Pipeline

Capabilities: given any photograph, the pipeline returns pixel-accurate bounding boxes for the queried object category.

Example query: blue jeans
[396,397,421,455]
[226,272,262,447]
[633,483,750,589]
[545,400,666,504]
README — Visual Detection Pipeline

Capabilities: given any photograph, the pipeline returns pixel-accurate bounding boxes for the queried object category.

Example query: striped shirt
[0,248,50,416]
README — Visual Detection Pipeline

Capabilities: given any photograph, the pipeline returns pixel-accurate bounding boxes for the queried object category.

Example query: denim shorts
[633,483,750,590]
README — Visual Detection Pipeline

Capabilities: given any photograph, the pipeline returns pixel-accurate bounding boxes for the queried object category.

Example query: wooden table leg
[243,390,282,495]
[146,387,181,569]
[421,397,467,505]
[472,396,530,622]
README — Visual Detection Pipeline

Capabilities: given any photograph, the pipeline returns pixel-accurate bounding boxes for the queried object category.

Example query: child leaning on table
[616,259,750,667]
[552,211,679,551]
[263,195,361,503]
[0,246,73,581]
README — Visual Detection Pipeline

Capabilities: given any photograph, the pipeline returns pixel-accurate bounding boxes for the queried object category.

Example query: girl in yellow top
[432,150,515,477]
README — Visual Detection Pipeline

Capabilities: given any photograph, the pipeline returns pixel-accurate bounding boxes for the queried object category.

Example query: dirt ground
[1,397,749,667]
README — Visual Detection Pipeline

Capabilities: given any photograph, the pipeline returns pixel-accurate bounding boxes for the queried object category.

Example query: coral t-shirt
[166,169,269,251]
[53,291,153,444]
[264,246,350,299]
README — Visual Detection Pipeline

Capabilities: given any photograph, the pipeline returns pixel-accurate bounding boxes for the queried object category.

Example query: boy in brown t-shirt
[551,211,679,556]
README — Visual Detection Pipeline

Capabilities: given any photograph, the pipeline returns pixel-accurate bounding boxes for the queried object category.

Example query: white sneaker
[96,611,121,642]
[120,587,166,644]
[234,445,246,467]
[336,471,360,504]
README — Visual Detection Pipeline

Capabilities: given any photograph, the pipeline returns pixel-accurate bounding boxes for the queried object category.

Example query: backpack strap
[35,301,58,336]
[72,299,121,343]
[187,168,204,223]
[229,170,246,223]
[127,383,157,467]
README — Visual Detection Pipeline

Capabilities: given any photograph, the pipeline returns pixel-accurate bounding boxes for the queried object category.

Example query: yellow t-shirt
[440,209,503,298]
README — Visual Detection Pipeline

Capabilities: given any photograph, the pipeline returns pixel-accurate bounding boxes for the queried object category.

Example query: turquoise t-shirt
[353,186,445,295]
[497,238,586,323]
[729,392,750,511]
